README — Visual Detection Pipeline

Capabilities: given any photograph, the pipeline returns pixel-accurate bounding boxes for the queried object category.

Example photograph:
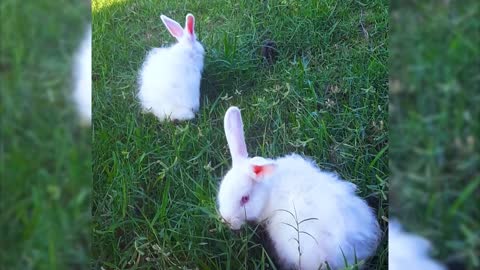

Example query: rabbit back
[138,44,202,121]
[263,154,380,269]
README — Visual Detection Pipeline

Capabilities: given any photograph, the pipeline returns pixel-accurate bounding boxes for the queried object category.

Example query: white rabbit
[389,219,446,270]
[72,25,92,125]
[137,13,205,121]
[217,106,381,270]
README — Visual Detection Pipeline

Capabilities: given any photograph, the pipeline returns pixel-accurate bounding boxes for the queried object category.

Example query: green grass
[0,0,91,269]
[92,0,388,269]
[390,1,480,269]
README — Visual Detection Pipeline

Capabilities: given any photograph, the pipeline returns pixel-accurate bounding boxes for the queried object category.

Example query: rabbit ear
[224,106,248,165]
[185,13,195,35]
[251,163,276,181]
[160,15,184,39]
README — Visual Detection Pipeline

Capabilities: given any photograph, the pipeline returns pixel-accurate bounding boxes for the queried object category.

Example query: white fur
[138,14,205,121]
[217,107,381,270]
[72,25,92,125]
[389,219,446,270]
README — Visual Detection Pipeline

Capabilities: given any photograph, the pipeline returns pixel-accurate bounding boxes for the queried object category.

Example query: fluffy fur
[389,219,445,270]
[138,14,205,121]
[72,25,92,125]
[217,106,381,270]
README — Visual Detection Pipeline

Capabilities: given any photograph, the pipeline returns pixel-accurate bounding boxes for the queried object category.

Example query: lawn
[0,0,91,269]
[92,0,389,269]
[390,1,480,269]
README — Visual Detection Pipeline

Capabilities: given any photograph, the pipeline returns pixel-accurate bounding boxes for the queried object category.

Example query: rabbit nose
[220,217,242,231]
[223,217,232,225]
[221,217,237,228]
[220,217,229,225]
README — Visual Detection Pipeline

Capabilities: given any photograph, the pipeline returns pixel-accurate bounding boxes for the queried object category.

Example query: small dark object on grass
[261,39,278,65]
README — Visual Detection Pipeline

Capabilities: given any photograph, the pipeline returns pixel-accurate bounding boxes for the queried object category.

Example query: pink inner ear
[253,165,263,175]
[187,15,194,35]
[252,164,275,178]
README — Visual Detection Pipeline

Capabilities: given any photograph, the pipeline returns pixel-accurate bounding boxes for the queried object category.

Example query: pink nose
[220,217,230,225]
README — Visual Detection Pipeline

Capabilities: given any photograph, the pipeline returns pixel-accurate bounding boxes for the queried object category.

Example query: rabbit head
[217,107,276,230]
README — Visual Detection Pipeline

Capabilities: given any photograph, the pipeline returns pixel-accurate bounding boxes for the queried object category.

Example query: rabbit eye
[240,195,249,206]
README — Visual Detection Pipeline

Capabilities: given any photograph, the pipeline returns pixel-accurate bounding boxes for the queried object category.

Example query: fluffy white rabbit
[389,219,446,270]
[138,13,205,121]
[217,106,381,270]
[72,25,92,125]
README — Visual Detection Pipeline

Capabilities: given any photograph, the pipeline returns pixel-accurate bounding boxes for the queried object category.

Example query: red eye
[240,195,249,206]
